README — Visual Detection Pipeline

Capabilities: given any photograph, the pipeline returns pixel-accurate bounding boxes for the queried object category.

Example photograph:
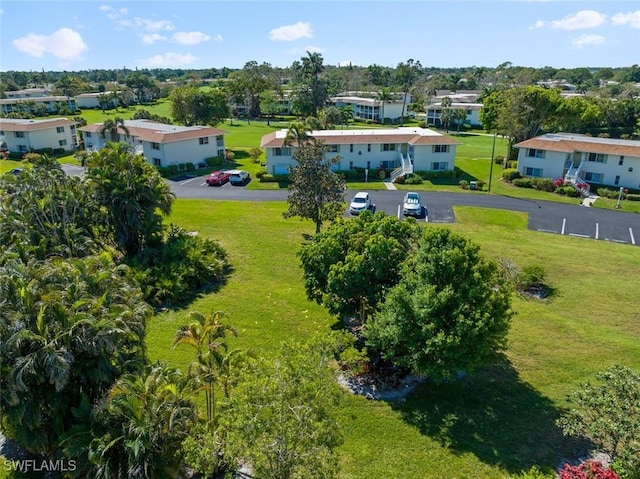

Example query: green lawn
[147,199,640,479]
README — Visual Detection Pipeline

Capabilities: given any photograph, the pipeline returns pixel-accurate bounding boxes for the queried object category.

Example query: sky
[1,0,639,72]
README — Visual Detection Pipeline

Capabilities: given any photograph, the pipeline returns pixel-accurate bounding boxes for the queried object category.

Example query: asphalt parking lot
[61,166,640,247]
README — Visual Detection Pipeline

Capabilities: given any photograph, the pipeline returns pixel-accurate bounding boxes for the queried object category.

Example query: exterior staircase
[564,157,590,197]
[390,152,414,182]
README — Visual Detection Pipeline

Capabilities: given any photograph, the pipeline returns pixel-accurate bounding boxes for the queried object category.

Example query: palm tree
[100,117,129,143]
[173,311,237,426]
[376,87,393,125]
[89,363,198,479]
[283,120,313,148]
[97,93,110,113]
[453,108,468,132]
[440,96,453,132]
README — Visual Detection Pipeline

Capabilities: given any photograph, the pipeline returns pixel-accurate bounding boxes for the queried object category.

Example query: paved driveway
[62,165,640,247]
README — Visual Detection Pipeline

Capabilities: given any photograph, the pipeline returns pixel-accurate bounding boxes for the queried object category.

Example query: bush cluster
[404,174,423,185]
[414,167,462,180]
[502,169,522,181]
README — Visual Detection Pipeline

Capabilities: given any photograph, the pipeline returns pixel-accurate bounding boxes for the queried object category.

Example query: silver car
[402,192,422,217]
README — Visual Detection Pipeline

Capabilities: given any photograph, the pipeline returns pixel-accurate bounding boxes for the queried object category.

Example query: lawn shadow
[394,360,588,475]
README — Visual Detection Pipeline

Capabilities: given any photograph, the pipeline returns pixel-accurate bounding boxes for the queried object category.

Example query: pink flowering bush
[558,460,619,479]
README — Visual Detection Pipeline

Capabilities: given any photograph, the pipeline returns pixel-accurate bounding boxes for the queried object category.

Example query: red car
[206,170,230,186]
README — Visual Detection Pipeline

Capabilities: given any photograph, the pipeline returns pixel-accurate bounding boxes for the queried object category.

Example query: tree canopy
[299,210,422,323]
[364,227,513,379]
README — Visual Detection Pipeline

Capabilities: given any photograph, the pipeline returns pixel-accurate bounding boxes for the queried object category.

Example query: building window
[56,126,65,133]
[614,175,620,186]
[583,171,603,183]
[199,137,209,145]
[382,143,396,151]
[619,157,624,166]
[216,135,224,147]
[274,147,292,156]
[153,158,162,166]
[349,161,353,170]
[15,131,25,138]
[85,132,92,138]
[59,139,67,146]
[328,145,340,153]
[0,131,3,136]
[431,161,448,171]
[524,167,543,177]
[433,145,450,153]
[151,142,160,150]
[367,144,371,152]
[18,145,27,152]
[349,144,353,153]
[588,152,606,163]
[367,161,370,169]
[527,148,545,158]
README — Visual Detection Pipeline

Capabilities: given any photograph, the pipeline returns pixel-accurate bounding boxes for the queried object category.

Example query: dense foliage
[364,228,513,379]
[298,210,422,323]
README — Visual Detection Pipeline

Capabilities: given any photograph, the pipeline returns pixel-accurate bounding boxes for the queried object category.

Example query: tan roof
[261,128,459,148]
[0,118,76,131]
[80,120,226,143]
[515,134,640,158]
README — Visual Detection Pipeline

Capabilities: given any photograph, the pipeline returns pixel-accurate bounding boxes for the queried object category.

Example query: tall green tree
[299,211,421,323]
[376,87,393,124]
[170,85,229,126]
[126,71,157,104]
[395,59,422,126]
[283,139,346,235]
[0,253,150,456]
[259,89,280,126]
[222,335,344,479]
[53,74,85,109]
[290,52,328,117]
[228,61,277,118]
[86,143,175,257]
[364,228,513,379]
[283,120,313,147]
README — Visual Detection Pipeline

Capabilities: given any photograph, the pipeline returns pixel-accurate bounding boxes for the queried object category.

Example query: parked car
[228,169,250,185]
[206,170,230,186]
[402,192,423,217]
[349,191,371,215]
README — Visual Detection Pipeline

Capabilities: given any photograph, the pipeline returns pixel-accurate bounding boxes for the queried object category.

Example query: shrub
[626,194,640,201]
[128,225,229,307]
[259,174,275,182]
[255,170,267,179]
[224,150,235,162]
[185,162,195,171]
[502,169,521,182]
[558,460,619,479]
[494,155,506,165]
[459,179,469,190]
[512,178,533,188]
[553,177,565,189]
[205,156,223,167]
[393,175,405,184]
[22,152,42,163]
[53,148,66,155]
[531,177,555,192]
[556,186,580,197]
[517,265,546,290]
[378,169,387,180]
[507,161,518,169]
[404,174,423,185]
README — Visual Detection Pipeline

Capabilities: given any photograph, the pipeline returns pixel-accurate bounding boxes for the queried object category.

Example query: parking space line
[537,228,558,234]
[200,182,207,186]
[595,222,599,240]
[561,218,566,235]
[630,228,636,246]
[179,177,199,186]
[606,238,628,244]
[397,205,401,219]
[568,233,590,238]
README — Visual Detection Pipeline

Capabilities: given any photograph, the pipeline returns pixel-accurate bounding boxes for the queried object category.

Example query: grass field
[146,199,640,479]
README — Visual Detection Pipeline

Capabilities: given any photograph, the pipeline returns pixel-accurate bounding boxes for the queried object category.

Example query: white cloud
[171,31,211,45]
[138,52,196,68]
[291,45,325,55]
[612,11,640,28]
[99,5,128,20]
[269,21,312,41]
[338,60,355,67]
[550,10,607,30]
[530,20,545,30]
[214,33,223,42]
[571,34,606,48]
[140,33,166,45]
[122,17,174,31]
[13,28,88,60]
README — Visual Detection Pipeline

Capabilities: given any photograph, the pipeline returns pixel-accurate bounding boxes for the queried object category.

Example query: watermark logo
[2,459,77,473]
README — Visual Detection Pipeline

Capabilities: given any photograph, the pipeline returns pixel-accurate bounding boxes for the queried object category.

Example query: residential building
[515,133,640,191]
[75,92,117,110]
[330,92,412,123]
[0,96,77,115]
[0,118,78,153]
[426,102,483,128]
[5,88,50,99]
[261,127,458,180]
[79,119,226,168]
